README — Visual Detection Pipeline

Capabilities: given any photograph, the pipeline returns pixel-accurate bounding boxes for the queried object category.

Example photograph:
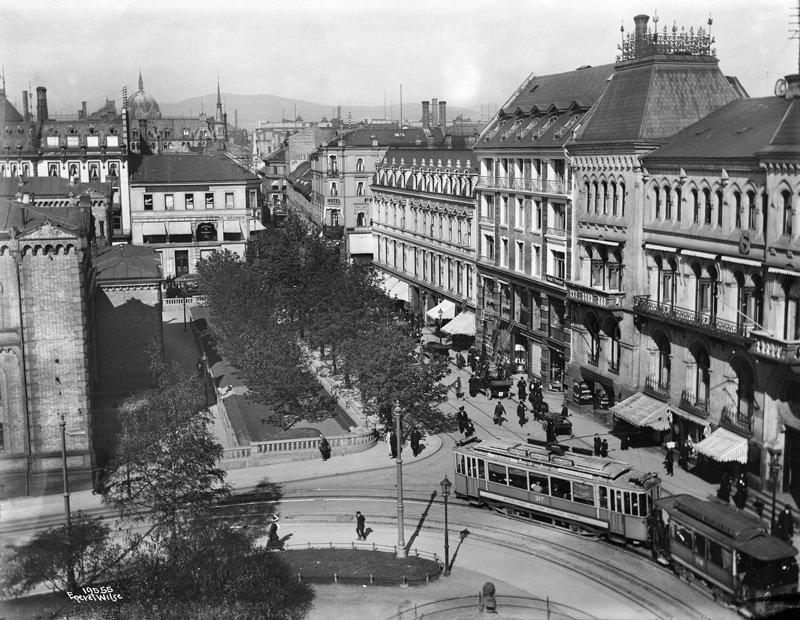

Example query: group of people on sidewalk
[382,426,425,458]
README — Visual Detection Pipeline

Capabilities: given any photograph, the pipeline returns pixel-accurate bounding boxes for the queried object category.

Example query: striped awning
[426,300,456,321]
[441,311,476,336]
[693,428,748,464]
[611,392,671,431]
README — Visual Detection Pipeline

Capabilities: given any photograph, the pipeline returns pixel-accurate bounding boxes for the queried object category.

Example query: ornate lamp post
[201,352,209,407]
[438,308,444,344]
[182,289,188,332]
[394,402,407,558]
[59,413,71,526]
[440,475,451,576]
[768,448,782,534]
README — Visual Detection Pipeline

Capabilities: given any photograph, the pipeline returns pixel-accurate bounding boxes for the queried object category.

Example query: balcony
[749,331,800,365]
[587,350,599,366]
[479,212,496,224]
[609,359,620,375]
[548,325,570,344]
[633,296,751,342]
[680,389,709,418]
[545,227,567,238]
[644,375,670,400]
[476,177,568,196]
[567,284,626,310]
[720,405,753,437]
[327,167,339,176]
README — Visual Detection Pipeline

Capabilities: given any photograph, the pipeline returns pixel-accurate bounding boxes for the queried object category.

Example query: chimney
[426,135,434,149]
[421,101,430,129]
[36,86,48,122]
[445,135,453,148]
[22,90,29,121]
[81,101,87,120]
[438,101,447,128]
[432,98,439,128]
[633,14,649,55]
[466,135,476,148]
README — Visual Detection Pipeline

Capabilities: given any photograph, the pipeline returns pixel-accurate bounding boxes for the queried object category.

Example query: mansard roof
[327,126,447,149]
[643,96,795,162]
[129,153,260,185]
[0,176,111,198]
[500,64,615,113]
[0,197,86,237]
[378,147,476,172]
[576,55,740,143]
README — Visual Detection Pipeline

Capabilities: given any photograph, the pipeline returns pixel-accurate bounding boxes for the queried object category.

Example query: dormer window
[67,136,79,148]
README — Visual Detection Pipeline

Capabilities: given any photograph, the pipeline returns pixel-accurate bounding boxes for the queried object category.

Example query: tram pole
[394,402,407,559]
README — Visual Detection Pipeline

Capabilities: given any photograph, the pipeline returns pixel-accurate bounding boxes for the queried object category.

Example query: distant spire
[138,69,143,92]
[215,72,224,123]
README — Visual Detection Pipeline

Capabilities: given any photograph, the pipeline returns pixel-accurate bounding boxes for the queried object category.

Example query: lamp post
[182,289,187,332]
[59,413,71,526]
[438,308,444,344]
[440,475,451,576]
[201,352,209,407]
[769,448,782,535]
[394,402,407,558]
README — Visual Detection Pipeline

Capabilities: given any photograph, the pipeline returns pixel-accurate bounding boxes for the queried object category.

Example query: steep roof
[0,176,111,197]
[94,243,162,281]
[130,153,260,185]
[0,198,86,236]
[329,127,446,148]
[379,147,477,173]
[1,92,24,123]
[502,64,615,113]
[643,96,794,162]
[576,56,740,143]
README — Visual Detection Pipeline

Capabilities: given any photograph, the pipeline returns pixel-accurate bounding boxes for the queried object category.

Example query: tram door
[465,457,482,496]
[609,489,625,536]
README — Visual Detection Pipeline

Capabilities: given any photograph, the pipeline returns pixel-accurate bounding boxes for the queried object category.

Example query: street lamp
[438,308,444,344]
[394,402,407,558]
[59,413,71,526]
[201,352,209,407]
[181,289,187,332]
[768,448,782,535]
[440,475,452,576]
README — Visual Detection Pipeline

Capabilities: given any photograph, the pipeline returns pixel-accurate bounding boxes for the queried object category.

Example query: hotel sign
[325,197,342,207]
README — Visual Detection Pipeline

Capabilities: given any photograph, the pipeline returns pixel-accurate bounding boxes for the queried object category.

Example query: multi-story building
[260,146,288,222]
[473,65,613,384]
[632,70,800,491]
[372,146,478,325]
[128,154,261,277]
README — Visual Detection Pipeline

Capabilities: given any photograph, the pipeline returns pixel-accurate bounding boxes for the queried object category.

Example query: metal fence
[385,595,599,620]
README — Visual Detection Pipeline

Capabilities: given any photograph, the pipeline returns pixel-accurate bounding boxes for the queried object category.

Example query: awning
[426,300,456,321]
[380,274,401,293]
[610,392,671,431]
[441,311,476,336]
[693,427,748,464]
[168,221,193,235]
[249,220,266,232]
[670,407,712,431]
[388,280,410,302]
[142,222,165,236]
[223,220,241,233]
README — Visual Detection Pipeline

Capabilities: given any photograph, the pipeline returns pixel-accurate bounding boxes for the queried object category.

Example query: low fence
[221,428,377,468]
[163,295,207,306]
[386,595,598,620]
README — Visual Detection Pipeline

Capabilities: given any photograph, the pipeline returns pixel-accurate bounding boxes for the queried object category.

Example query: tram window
[466,458,474,477]
[508,467,527,490]
[642,493,650,516]
[708,540,731,569]
[623,492,632,515]
[694,532,707,557]
[630,493,639,516]
[598,487,608,509]
[529,473,549,494]
[573,482,595,506]
[478,459,485,479]
[551,477,571,500]
[673,523,693,549]
[488,463,507,484]
[456,455,464,474]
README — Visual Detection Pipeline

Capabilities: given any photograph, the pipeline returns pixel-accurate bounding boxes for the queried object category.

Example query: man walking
[457,406,467,434]
[545,419,556,444]
[776,505,795,542]
[267,515,281,550]
[410,426,422,457]
[517,377,527,402]
[468,347,477,373]
[456,351,466,370]
[516,401,527,427]
[663,447,675,476]
[493,401,507,426]
[355,511,367,540]
[600,438,609,458]
[593,434,602,457]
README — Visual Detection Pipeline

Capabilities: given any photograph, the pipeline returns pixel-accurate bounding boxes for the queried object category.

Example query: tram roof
[658,495,798,562]
[457,439,649,483]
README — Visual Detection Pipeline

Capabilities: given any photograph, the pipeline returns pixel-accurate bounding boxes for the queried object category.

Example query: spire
[138,69,143,92]
[215,72,223,123]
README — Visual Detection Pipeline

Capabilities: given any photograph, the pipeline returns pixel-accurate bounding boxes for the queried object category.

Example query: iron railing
[567,285,626,310]
[680,389,709,418]
[633,296,750,342]
[720,405,753,437]
[477,176,567,195]
[644,375,670,400]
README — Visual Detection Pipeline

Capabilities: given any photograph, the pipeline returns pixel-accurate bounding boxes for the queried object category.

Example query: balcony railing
[549,325,570,344]
[644,375,670,400]
[567,284,626,310]
[633,296,751,342]
[720,405,753,437]
[477,177,568,196]
[327,167,339,176]
[545,227,567,238]
[749,331,800,365]
[587,351,599,366]
[609,359,620,375]
[680,389,709,418]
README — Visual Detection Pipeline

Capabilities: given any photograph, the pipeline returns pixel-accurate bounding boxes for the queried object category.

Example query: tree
[101,345,230,532]
[0,512,115,596]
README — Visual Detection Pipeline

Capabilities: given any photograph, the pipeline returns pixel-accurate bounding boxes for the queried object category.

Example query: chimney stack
[432,98,439,128]
[633,14,649,55]
[438,101,447,128]
[22,90,29,121]
[81,101,87,120]
[36,86,48,122]
[421,101,430,129]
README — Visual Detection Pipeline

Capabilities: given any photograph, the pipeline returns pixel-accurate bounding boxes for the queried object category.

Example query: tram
[453,439,662,542]
[654,494,798,607]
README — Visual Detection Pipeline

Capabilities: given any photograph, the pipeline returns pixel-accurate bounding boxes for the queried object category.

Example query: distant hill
[159,93,483,132]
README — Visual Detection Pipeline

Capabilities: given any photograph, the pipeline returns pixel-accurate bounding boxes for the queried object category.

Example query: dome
[128,72,162,120]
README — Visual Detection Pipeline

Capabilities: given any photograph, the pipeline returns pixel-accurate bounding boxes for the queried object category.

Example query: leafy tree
[0,512,116,596]
[101,345,230,531]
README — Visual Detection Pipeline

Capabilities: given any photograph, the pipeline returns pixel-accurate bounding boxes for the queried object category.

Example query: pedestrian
[517,377,527,402]
[663,447,674,476]
[560,402,569,418]
[195,358,204,378]
[753,498,765,519]
[267,515,281,550]
[464,420,476,438]
[601,438,609,458]
[776,505,794,542]
[541,401,550,414]
[468,347,477,373]
[593,434,602,457]
[717,473,731,504]
[410,426,422,457]
[385,430,393,457]
[516,401,527,427]
[456,351,466,370]
[355,511,366,540]
[545,419,556,444]
[318,435,331,461]
[469,374,480,398]
[620,430,629,451]
[733,474,748,511]
[528,389,536,408]
[390,430,400,459]
[457,406,467,434]
[452,376,463,399]
[493,401,507,426]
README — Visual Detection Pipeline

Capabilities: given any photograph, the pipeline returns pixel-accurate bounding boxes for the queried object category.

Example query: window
[357,181,365,196]
[47,136,59,147]
[734,191,742,228]
[508,467,527,490]
[330,182,338,196]
[48,163,59,176]
[87,136,99,148]
[532,245,541,277]
[675,188,682,221]
[716,190,723,227]
[516,197,524,228]
[673,523,693,549]
[185,194,194,209]
[175,250,189,276]
[747,191,757,231]
[550,476,571,500]
[534,200,543,230]
[165,194,174,210]
[552,204,565,230]
[500,196,508,225]
[704,189,712,225]
[488,463,507,484]
[484,235,495,260]
[516,241,524,272]
[108,162,119,177]
[107,135,119,147]
[205,193,214,209]
[67,135,79,148]
[708,540,732,570]
[501,238,509,267]
[356,158,365,172]
[144,194,153,211]
[69,163,79,178]
[112,215,121,231]
[654,186,661,219]
[573,482,595,506]
[552,251,565,280]
[529,473,549,494]
[598,487,608,509]
[783,191,793,236]
[225,193,234,209]
[692,189,699,224]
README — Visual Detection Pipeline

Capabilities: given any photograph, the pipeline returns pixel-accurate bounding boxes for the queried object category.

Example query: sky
[0,0,797,116]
